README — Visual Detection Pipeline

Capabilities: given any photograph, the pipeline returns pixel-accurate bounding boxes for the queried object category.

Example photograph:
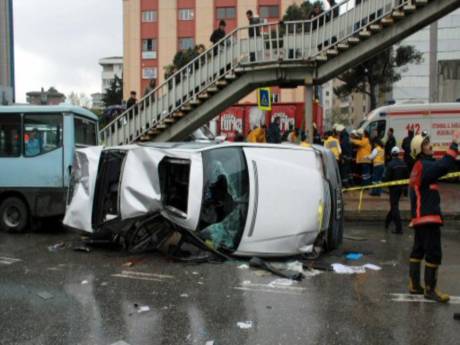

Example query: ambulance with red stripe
[358,103,460,159]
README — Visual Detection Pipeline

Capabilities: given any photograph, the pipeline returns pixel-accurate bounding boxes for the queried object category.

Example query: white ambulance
[358,103,460,158]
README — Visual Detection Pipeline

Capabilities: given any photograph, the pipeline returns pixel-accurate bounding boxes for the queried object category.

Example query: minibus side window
[23,114,63,157]
[367,120,386,140]
[0,115,21,157]
[75,117,97,146]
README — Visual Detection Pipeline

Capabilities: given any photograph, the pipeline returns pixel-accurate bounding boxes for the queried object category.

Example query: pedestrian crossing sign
[257,88,271,111]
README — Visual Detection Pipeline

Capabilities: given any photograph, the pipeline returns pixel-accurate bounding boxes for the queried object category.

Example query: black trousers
[386,187,402,232]
[410,224,442,265]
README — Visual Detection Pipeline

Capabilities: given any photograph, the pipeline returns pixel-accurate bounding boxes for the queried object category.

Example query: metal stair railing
[99,0,418,146]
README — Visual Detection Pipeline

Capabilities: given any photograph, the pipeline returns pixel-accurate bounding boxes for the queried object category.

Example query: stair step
[164,118,175,124]
[403,4,417,13]
[198,92,210,100]
[326,49,339,57]
[190,98,202,106]
[370,24,382,32]
[225,73,237,80]
[148,129,161,135]
[315,54,328,62]
[139,135,151,141]
[207,86,219,93]
[415,0,428,6]
[156,123,168,129]
[216,80,228,87]
[359,29,371,39]
[337,43,349,51]
[381,17,394,26]
[234,67,244,75]
[173,111,185,118]
[392,10,405,19]
[181,105,192,112]
[348,37,360,45]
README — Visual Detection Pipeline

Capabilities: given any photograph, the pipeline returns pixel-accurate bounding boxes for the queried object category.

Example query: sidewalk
[344,183,460,222]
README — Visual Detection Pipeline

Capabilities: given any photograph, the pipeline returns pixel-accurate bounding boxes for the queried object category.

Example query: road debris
[0,256,22,265]
[237,264,249,270]
[454,313,460,320]
[205,341,215,345]
[137,305,151,313]
[47,242,65,252]
[180,293,189,298]
[331,263,382,274]
[37,291,54,300]
[81,280,89,284]
[237,321,253,329]
[345,252,363,261]
[249,257,304,281]
[110,341,131,345]
[73,245,91,253]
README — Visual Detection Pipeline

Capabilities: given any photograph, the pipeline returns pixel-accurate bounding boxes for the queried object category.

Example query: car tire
[0,197,29,233]
[325,190,344,251]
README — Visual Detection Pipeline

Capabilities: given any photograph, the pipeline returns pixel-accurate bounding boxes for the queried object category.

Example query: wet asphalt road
[1,222,459,345]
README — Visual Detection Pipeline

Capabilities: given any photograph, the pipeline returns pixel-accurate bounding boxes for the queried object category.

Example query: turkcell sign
[257,88,271,111]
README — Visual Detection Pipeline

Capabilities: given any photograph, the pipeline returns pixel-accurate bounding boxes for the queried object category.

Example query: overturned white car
[64,142,343,257]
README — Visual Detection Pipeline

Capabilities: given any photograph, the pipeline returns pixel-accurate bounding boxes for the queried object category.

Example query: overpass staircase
[99,0,460,145]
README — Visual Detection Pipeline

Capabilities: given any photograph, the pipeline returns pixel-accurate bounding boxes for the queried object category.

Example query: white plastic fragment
[268,278,295,287]
[180,293,189,298]
[363,263,382,271]
[286,261,304,273]
[111,341,131,345]
[237,321,253,329]
[331,263,382,274]
[81,280,89,285]
[237,264,249,269]
[205,341,215,345]
[137,306,150,313]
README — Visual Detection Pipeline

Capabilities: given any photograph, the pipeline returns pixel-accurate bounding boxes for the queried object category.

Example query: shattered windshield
[198,147,249,252]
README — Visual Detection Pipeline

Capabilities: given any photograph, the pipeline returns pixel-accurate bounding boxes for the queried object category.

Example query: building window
[178,8,194,21]
[259,5,279,18]
[142,39,157,52]
[178,37,194,50]
[272,93,280,103]
[216,7,236,19]
[0,115,21,157]
[142,10,157,22]
[142,67,158,80]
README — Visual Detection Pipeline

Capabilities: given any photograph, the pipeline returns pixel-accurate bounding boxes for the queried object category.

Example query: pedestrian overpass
[100,0,460,145]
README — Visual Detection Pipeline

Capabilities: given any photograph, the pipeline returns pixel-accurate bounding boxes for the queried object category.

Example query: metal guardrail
[99,0,413,146]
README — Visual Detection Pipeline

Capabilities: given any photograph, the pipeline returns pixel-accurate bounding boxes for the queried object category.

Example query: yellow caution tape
[343,171,460,212]
[343,171,460,193]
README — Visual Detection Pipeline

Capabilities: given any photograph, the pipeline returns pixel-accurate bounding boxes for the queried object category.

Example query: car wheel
[325,191,343,251]
[0,197,29,233]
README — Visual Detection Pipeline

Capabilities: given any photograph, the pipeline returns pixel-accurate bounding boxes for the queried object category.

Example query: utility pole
[429,22,438,103]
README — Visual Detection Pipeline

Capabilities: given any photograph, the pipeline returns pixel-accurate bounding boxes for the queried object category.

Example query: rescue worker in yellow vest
[367,139,385,196]
[300,131,311,148]
[247,125,267,143]
[324,130,341,161]
[351,129,372,185]
[407,131,460,303]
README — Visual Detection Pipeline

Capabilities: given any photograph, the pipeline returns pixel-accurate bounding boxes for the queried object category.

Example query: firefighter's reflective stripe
[374,146,385,166]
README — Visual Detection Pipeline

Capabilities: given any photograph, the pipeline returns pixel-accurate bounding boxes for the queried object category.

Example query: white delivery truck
[358,103,460,158]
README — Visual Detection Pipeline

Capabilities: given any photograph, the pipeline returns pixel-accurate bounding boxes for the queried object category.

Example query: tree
[281,1,323,22]
[67,91,91,108]
[102,75,123,106]
[334,45,423,110]
[164,45,205,79]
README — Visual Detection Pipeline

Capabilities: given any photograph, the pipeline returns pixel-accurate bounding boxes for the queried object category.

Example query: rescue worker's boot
[409,259,424,295]
[424,263,450,303]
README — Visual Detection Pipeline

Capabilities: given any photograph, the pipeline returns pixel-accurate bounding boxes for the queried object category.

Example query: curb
[344,211,460,223]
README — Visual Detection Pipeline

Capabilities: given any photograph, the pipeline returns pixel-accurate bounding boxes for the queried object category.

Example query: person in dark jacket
[407,131,460,303]
[210,20,226,55]
[246,10,261,62]
[383,147,408,234]
[267,117,281,143]
[339,126,353,187]
[384,128,397,164]
[126,91,137,109]
[402,129,415,171]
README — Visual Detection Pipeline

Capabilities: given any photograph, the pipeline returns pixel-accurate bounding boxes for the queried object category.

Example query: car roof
[0,104,99,121]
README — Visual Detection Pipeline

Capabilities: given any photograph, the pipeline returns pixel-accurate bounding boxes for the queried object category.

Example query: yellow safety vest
[324,136,341,160]
[374,145,385,166]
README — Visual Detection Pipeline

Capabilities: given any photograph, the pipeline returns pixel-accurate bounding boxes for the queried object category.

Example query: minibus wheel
[0,197,29,233]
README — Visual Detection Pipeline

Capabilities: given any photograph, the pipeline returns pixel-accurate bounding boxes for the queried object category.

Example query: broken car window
[198,147,249,251]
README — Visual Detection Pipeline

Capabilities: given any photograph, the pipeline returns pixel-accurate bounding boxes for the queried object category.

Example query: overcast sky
[14,0,122,102]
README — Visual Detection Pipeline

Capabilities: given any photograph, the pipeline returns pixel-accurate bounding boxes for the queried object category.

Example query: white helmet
[335,124,345,132]
[410,135,428,158]
[391,146,400,156]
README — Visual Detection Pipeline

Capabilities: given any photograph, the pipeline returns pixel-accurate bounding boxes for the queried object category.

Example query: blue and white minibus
[0,105,98,232]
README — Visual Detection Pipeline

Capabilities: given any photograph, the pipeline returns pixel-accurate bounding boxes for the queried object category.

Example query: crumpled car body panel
[63,146,103,233]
